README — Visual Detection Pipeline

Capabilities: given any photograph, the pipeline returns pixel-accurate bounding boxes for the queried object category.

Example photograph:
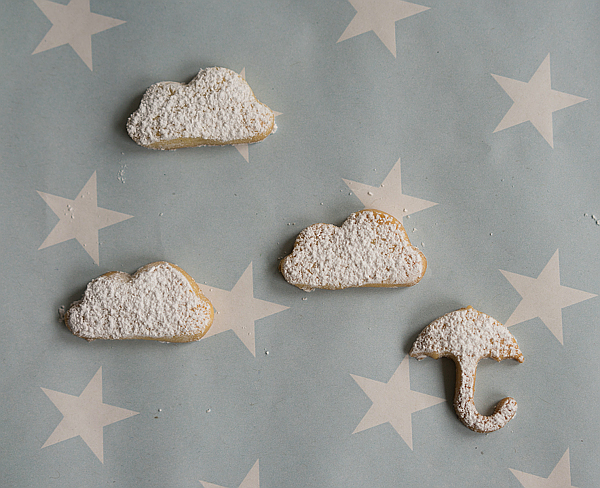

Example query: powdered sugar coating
[279,210,426,291]
[65,262,213,341]
[410,307,523,433]
[127,67,275,149]
[410,307,523,362]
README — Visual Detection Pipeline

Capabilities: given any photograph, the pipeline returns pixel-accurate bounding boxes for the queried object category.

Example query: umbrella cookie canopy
[410,307,524,433]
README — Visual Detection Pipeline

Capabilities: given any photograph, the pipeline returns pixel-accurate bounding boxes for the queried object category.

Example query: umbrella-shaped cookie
[409,306,524,433]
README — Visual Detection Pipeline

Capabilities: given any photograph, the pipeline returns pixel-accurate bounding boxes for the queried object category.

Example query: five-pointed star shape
[233,69,281,162]
[337,0,429,56]
[500,250,596,344]
[351,355,445,449]
[32,0,126,70]
[200,459,260,488]
[41,367,138,463]
[38,172,133,265]
[492,54,587,147]
[510,449,577,488]
[343,157,437,222]
[198,263,288,356]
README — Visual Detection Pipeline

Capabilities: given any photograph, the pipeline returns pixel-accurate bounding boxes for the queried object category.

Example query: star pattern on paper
[500,250,596,344]
[510,449,578,488]
[32,0,126,70]
[492,54,587,147]
[38,171,133,265]
[337,0,430,56]
[233,68,282,162]
[198,263,288,356]
[41,367,138,463]
[351,355,444,449]
[343,157,437,222]
[200,459,259,488]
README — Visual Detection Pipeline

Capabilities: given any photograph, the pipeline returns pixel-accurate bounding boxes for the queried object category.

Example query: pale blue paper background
[1,0,599,486]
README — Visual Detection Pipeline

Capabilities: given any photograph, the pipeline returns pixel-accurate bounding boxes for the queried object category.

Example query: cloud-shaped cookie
[65,262,214,342]
[127,67,275,150]
[279,209,427,291]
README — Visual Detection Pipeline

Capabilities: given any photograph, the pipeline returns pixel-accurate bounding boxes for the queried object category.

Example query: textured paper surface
[1,0,599,487]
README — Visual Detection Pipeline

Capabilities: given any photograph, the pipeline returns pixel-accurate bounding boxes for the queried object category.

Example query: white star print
[510,449,577,488]
[41,367,138,463]
[352,355,444,449]
[337,0,430,56]
[38,172,133,265]
[234,68,281,162]
[233,143,251,162]
[200,459,260,488]
[198,264,288,356]
[492,54,587,147]
[343,157,437,222]
[500,250,596,344]
[32,0,126,70]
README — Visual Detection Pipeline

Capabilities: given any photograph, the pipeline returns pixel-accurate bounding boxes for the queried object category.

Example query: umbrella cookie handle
[454,358,518,433]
